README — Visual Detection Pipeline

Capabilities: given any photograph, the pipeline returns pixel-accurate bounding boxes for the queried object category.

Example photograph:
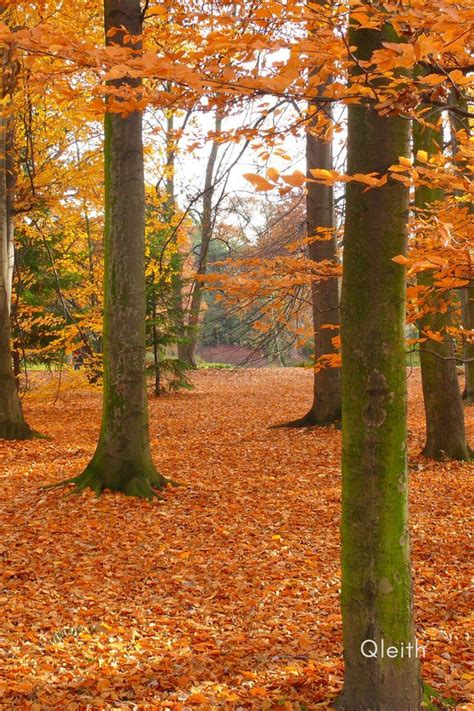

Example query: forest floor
[0,368,472,710]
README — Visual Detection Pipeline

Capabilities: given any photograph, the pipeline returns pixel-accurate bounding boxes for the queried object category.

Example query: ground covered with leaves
[0,369,472,709]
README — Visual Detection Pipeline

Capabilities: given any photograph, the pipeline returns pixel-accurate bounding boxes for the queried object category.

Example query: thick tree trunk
[180,113,221,367]
[72,0,167,497]
[0,18,34,440]
[414,109,470,461]
[338,21,421,711]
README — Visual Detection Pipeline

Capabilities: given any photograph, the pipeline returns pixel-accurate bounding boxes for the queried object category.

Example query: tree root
[270,411,342,430]
[0,421,42,441]
[42,464,175,499]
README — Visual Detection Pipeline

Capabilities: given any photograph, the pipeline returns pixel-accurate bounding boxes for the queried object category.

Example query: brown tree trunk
[0,9,34,440]
[65,0,168,496]
[281,0,340,428]
[181,113,222,367]
[450,97,474,404]
[300,107,340,425]
[460,286,474,403]
[414,106,470,461]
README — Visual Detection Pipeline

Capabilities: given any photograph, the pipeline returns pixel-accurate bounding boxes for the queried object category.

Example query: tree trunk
[460,286,474,403]
[299,104,341,425]
[414,108,470,461]
[0,11,34,440]
[180,113,222,367]
[338,20,421,711]
[72,0,168,497]
[282,0,340,427]
[164,110,187,364]
[450,97,474,404]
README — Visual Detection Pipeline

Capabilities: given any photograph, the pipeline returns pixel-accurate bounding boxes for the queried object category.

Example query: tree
[413,106,470,461]
[58,0,168,496]
[0,4,34,440]
[180,112,222,367]
[338,15,421,710]
[450,101,474,404]
[289,101,340,426]
[460,286,474,404]
[285,0,341,427]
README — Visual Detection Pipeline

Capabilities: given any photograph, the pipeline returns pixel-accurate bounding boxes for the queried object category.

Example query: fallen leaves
[0,369,472,709]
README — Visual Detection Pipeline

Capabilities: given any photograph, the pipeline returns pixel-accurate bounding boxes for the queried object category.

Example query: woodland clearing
[0,368,472,709]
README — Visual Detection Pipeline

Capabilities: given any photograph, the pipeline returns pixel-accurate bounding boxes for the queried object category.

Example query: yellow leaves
[309,169,387,188]
[350,172,387,187]
[399,156,412,168]
[244,169,306,192]
[187,692,209,704]
[281,169,306,187]
[378,41,416,69]
[416,150,428,163]
[421,74,446,86]
[309,168,334,182]
[448,69,470,86]
[423,328,444,343]
[392,255,409,265]
[243,173,275,191]
[266,166,280,182]
[249,686,268,697]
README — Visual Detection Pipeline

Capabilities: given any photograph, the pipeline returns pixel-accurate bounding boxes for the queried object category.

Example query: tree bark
[72,0,168,497]
[298,105,341,425]
[0,8,34,440]
[414,108,470,461]
[450,98,474,404]
[460,286,474,403]
[338,20,421,711]
[164,109,187,364]
[180,113,222,367]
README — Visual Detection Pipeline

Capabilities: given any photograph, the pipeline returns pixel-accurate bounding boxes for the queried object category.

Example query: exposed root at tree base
[270,412,341,430]
[0,422,43,441]
[422,444,472,462]
[43,466,173,499]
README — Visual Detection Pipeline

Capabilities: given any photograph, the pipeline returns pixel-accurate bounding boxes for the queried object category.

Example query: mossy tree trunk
[338,19,422,711]
[72,0,168,497]
[0,13,34,441]
[414,109,470,461]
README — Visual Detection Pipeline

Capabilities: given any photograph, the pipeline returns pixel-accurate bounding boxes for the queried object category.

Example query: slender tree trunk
[70,0,167,497]
[338,20,421,711]
[305,120,341,425]
[164,110,187,363]
[450,97,474,404]
[152,292,160,397]
[0,11,34,440]
[180,113,222,367]
[460,286,474,403]
[414,108,470,460]
[282,0,340,427]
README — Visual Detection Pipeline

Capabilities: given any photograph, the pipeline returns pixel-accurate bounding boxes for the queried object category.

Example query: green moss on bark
[338,20,421,711]
[51,0,169,497]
